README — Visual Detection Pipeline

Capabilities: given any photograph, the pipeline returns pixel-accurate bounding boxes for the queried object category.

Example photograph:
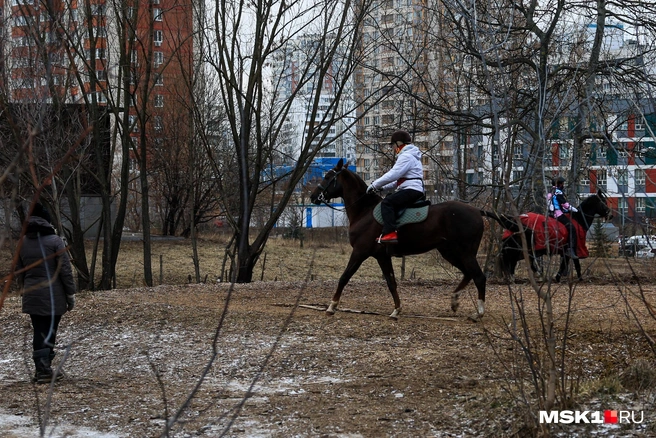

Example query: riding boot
[566,234,578,259]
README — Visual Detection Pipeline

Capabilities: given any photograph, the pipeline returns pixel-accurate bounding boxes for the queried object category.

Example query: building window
[14,16,29,27]
[154,94,164,107]
[84,49,105,59]
[513,145,523,160]
[512,170,522,186]
[89,26,107,39]
[16,77,34,88]
[96,70,107,81]
[618,197,628,216]
[128,115,139,132]
[131,50,138,64]
[579,174,590,193]
[153,8,163,21]
[91,4,105,15]
[155,73,163,86]
[617,169,628,193]
[596,169,607,190]
[636,197,646,213]
[154,116,163,132]
[597,147,606,159]
[93,91,107,103]
[154,30,163,46]
[154,51,164,66]
[635,169,646,192]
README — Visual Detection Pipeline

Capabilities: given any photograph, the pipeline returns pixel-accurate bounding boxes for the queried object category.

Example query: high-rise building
[354,0,438,198]
[269,33,356,166]
[1,0,196,156]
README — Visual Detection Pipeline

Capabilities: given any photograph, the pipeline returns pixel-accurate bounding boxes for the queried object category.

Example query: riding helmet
[555,176,566,185]
[389,130,412,145]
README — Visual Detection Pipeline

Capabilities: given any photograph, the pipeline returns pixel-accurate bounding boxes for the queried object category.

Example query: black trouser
[380,189,424,234]
[30,314,62,354]
[557,214,577,255]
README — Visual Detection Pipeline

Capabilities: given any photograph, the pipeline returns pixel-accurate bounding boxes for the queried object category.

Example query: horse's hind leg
[451,261,486,321]
[327,251,367,315]
[376,256,400,319]
[450,276,471,313]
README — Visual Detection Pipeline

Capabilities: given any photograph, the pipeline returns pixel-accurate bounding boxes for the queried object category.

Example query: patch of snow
[0,410,123,438]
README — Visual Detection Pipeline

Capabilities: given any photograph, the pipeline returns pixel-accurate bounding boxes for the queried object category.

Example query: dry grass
[3,228,656,290]
[112,233,464,289]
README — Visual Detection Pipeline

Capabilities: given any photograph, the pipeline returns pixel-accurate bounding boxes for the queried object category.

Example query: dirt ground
[1,276,655,437]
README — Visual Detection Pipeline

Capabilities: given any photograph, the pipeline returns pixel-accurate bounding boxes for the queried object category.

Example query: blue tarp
[263,158,356,186]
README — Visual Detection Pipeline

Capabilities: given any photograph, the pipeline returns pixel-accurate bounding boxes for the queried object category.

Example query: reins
[315,169,371,212]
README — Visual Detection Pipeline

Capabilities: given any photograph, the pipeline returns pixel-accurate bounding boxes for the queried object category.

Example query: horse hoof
[389,308,401,319]
[451,302,460,313]
[326,301,338,315]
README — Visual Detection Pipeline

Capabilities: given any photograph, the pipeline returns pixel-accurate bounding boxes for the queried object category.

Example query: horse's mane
[339,167,382,207]
[342,167,368,190]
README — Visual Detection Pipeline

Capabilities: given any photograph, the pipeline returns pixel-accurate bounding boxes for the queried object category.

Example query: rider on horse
[551,176,579,259]
[366,130,425,244]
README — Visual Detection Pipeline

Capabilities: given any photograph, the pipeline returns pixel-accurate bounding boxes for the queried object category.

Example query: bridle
[314,168,370,211]
[314,169,342,207]
[317,169,342,207]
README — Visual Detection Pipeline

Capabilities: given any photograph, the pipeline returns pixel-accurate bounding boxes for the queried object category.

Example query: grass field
[3,227,656,290]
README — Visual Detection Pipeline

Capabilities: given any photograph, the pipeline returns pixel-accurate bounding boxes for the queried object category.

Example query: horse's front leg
[327,251,368,315]
[376,256,400,319]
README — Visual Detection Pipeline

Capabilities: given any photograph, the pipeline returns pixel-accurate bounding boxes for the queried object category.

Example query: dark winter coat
[17,216,76,316]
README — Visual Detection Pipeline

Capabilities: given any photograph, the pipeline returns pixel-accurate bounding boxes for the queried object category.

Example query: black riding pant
[30,314,62,354]
[557,214,577,255]
[381,189,424,234]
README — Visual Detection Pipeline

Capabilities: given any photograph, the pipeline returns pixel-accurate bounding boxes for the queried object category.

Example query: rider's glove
[569,206,578,213]
[366,184,377,194]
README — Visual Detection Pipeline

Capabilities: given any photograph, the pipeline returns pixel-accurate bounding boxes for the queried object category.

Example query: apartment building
[270,34,356,166]
[2,0,195,154]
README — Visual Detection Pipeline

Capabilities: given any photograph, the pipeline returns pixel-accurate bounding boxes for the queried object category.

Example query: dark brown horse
[309,159,488,320]
[481,189,612,282]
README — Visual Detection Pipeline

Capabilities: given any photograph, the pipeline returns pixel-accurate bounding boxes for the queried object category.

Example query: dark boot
[33,348,53,384]
[49,350,66,381]
[565,247,579,260]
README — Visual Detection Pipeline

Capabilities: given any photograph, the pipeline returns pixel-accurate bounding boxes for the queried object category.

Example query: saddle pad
[373,203,429,227]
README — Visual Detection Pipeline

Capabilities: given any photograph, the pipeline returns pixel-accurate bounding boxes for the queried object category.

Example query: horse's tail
[480,210,520,232]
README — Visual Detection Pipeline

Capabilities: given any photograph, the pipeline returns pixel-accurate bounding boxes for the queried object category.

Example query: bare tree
[205,0,368,282]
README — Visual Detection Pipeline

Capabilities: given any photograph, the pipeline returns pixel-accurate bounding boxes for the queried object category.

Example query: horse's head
[310,159,346,205]
[581,189,613,221]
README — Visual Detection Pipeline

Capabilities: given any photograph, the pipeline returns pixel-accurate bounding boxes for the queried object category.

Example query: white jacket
[372,144,424,193]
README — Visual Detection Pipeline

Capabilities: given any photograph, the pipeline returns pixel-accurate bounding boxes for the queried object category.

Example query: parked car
[619,235,656,257]
[635,247,656,258]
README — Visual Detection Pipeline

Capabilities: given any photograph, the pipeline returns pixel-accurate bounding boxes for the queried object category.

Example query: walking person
[551,177,579,259]
[16,202,76,383]
[367,130,425,243]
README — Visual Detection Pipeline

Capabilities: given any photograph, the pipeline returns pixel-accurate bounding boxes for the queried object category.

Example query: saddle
[373,200,431,227]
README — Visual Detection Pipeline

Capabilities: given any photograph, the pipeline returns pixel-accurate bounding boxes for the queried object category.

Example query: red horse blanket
[501,213,589,258]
